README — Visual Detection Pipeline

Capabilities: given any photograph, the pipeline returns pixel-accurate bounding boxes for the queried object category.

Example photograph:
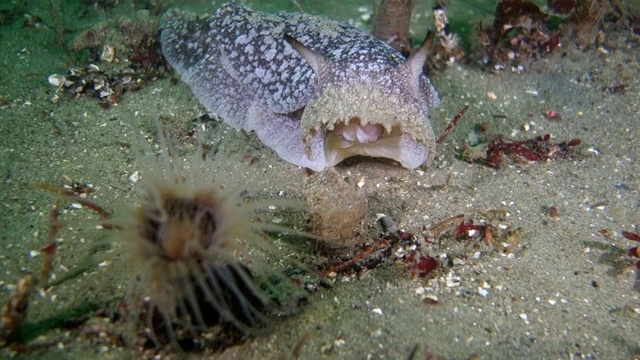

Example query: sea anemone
[114,124,308,349]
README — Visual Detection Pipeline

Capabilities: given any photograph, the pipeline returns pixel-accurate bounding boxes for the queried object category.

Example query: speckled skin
[161,3,439,171]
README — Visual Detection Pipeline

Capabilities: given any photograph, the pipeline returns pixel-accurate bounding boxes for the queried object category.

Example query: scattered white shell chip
[37,288,47,298]
[487,92,497,100]
[70,203,82,209]
[28,250,40,258]
[128,171,140,184]
[372,308,383,315]
[587,147,601,155]
[357,176,365,188]
[48,74,65,87]
[392,246,405,258]
[99,90,112,98]
[271,218,283,224]
[519,313,530,325]
[478,287,489,298]
[268,205,277,210]
[424,294,438,303]
[445,272,461,287]
[548,299,557,305]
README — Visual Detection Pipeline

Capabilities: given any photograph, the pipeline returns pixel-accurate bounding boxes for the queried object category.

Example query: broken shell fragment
[93,80,105,91]
[100,45,115,63]
[48,74,66,87]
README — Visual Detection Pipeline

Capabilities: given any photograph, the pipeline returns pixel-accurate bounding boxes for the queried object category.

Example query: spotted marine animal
[161,3,439,171]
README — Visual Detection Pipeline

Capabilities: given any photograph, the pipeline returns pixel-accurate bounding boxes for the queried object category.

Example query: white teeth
[356,127,369,141]
[337,122,384,143]
[341,128,356,141]
[356,124,383,142]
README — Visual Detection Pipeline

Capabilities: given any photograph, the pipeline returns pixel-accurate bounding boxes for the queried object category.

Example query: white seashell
[48,74,65,87]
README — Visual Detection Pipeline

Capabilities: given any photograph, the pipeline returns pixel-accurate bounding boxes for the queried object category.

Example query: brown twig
[37,183,110,218]
[437,105,469,146]
[40,202,62,285]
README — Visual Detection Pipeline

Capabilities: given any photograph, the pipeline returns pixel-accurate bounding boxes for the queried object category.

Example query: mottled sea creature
[161,3,439,171]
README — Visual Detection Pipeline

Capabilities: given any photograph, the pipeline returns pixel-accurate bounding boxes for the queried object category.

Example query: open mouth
[323,117,426,168]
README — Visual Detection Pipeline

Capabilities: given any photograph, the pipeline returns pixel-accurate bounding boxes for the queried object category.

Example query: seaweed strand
[48,0,75,66]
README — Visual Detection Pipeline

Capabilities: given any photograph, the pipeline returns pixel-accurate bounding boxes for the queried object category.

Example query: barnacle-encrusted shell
[161,3,439,171]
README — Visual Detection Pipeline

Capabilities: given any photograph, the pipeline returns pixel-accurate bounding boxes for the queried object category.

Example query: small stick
[40,202,62,285]
[290,0,305,12]
[37,183,110,218]
[483,223,494,248]
[437,105,469,146]
[290,332,311,359]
